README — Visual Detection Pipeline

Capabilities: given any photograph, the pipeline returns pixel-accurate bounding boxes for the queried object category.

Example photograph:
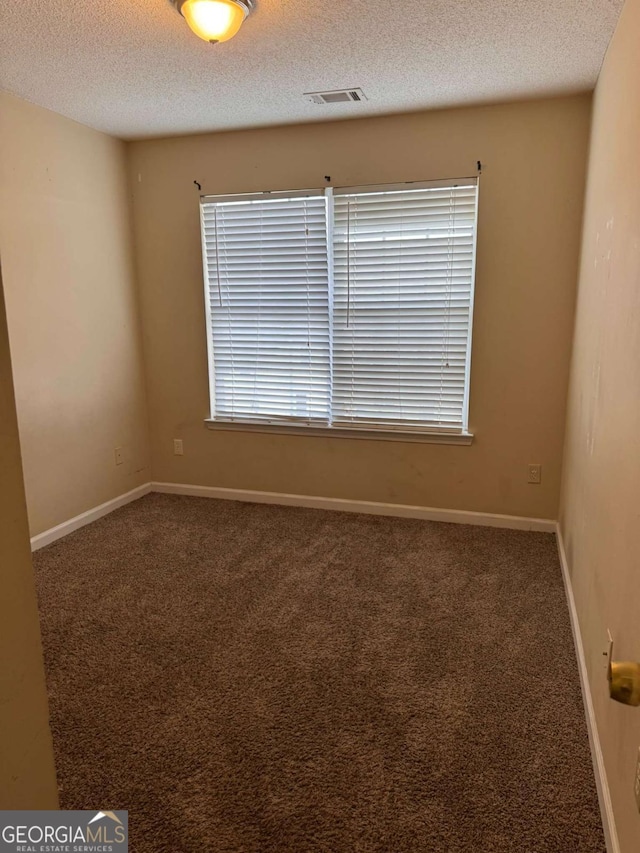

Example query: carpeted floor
[34,493,604,852]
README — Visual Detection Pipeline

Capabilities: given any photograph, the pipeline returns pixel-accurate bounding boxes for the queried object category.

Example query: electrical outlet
[173,438,184,456]
[528,464,542,484]
[114,447,123,466]
[635,748,640,814]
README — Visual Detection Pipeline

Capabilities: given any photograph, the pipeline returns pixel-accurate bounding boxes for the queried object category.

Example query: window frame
[200,178,479,445]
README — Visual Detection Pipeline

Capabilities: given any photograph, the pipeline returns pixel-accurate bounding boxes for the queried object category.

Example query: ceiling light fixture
[170,0,252,44]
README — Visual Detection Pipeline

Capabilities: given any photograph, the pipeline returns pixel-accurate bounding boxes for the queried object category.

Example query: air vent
[305,88,368,105]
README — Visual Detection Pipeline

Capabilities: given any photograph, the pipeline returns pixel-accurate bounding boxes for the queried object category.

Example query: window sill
[204,419,474,446]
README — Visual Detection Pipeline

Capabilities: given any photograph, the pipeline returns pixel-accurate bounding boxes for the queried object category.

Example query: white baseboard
[30,483,152,551]
[151,481,556,532]
[29,480,554,551]
[556,525,620,853]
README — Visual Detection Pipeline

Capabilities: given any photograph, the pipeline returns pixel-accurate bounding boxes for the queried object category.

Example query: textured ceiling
[0,0,623,139]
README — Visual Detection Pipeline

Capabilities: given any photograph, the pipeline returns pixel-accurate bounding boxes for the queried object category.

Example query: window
[200,178,478,439]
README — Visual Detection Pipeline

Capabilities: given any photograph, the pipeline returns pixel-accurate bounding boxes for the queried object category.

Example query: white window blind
[201,192,331,425]
[201,178,478,436]
[332,182,478,432]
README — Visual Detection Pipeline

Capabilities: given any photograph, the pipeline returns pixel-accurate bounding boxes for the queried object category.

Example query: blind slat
[331,184,477,430]
[202,194,331,425]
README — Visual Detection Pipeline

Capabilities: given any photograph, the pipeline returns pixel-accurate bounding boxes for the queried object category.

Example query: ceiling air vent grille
[305,88,368,105]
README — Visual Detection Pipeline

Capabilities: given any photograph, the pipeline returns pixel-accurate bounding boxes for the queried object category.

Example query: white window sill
[204,419,474,446]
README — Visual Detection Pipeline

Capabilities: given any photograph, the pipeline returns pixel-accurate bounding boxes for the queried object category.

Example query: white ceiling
[0,0,623,140]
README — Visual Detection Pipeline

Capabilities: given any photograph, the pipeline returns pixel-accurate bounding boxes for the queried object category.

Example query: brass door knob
[609,661,640,707]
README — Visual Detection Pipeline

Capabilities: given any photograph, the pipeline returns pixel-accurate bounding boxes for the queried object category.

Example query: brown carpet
[34,493,604,853]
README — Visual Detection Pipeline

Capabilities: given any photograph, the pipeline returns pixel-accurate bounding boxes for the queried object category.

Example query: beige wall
[129,95,590,519]
[559,0,640,849]
[0,93,150,536]
[0,266,58,807]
